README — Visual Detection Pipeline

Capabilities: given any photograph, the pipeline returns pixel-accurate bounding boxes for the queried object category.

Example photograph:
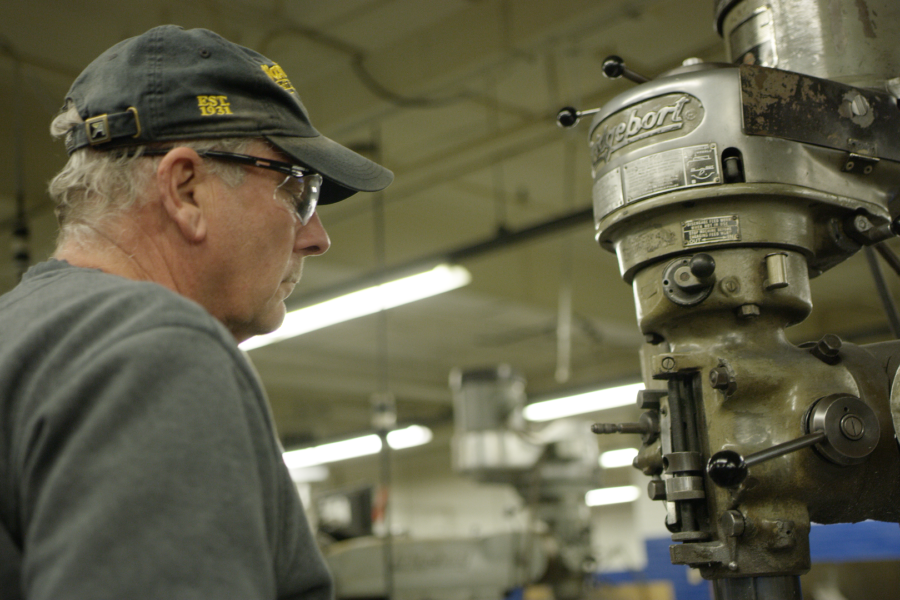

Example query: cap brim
[266,134,393,205]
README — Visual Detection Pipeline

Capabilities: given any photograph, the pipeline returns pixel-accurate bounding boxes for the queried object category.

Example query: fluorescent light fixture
[283,434,381,470]
[585,485,641,507]
[522,382,643,422]
[282,425,433,469]
[599,447,639,469]
[287,465,330,483]
[241,264,471,350]
[386,424,433,449]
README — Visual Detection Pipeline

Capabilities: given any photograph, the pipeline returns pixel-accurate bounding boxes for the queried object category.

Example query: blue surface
[593,521,900,600]
[810,521,900,562]
[504,587,524,600]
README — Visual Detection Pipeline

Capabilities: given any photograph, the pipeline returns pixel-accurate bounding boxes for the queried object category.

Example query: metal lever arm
[602,55,650,84]
[556,106,601,128]
[708,393,880,487]
[592,410,660,443]
[556,55,651,128]
[707,432,827,487]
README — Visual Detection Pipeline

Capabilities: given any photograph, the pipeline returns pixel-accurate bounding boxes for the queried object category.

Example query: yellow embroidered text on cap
[197,95,233,116]
[261,64,296,94]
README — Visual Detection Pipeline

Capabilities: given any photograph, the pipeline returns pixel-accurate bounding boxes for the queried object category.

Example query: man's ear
[156,147,208,243]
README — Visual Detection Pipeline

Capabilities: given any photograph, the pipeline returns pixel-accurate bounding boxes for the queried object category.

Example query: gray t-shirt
[0,260,333,599]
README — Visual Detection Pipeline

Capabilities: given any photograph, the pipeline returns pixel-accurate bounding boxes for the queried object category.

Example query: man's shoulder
[0,260,263,424]
[1,260,237,359]
[15,260,219,327]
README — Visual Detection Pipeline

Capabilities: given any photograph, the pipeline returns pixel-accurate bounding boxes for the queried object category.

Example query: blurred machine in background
[450,365,601,599]
[324,531,547,600]
[576,0,900,598]
[323,365,600,600]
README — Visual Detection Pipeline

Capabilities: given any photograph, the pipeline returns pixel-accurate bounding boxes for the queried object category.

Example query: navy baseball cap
[62,25,393,204]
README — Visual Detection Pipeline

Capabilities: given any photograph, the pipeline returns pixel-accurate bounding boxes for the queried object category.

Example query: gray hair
[48,103,260,243]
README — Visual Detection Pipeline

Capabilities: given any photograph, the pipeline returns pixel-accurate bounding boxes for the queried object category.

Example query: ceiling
[2,0,899,466]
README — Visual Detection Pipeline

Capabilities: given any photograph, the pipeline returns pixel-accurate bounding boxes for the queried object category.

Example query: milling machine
[560,1,900,598]
[322,366,600,600]
[450,365,602,599]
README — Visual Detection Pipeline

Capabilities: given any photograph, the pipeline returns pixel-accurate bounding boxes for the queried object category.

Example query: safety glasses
[142,148,323,225]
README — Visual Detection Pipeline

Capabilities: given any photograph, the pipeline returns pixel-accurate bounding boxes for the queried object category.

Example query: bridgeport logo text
[591,94,702,166]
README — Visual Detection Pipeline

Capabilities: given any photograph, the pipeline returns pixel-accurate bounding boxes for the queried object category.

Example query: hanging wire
[1,35,72,265]
[482,69,510,235]
[368,124,396,600]
[550,41,582,384]
[863,245,900,338]
[11,52,31,281]
[351,53,474,109]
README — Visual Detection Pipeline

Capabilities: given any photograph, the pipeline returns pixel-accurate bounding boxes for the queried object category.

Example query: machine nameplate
[590,93,704,167]
[683,215,741,247]
[592,167,624,219]
[621,144,720,205]
[594,145,721,220]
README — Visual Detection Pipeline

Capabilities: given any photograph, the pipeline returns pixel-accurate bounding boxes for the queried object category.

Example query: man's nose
[296,212,330,256]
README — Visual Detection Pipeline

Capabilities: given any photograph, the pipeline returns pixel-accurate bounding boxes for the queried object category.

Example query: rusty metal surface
[740,64,900,161]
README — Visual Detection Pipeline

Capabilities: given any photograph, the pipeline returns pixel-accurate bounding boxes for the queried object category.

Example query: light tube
[585,485,641,507]
[282,425,433,469]
[522,382,643,422]
[286,465,330,483]
[599,447,639,469]
[386,424,433,449]
[283,434,382,469]
[241,264,471,350]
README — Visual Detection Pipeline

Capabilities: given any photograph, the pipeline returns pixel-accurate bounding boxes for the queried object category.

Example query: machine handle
[556,106,601,128]
[708,393,880,487]
[556,55,650,128]
[592,410,660,443]
[707,431,827,487]
[602,55,650,83]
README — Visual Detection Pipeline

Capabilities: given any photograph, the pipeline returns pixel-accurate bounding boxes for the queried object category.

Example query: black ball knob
[707,450,748,487]
[602,55,625,79]
[556,106,579,128]
[690,253,716,279]
[891,216,900,237]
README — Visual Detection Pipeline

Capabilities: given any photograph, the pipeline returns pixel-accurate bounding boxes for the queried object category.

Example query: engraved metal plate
[621,144,720,205]
[683,215,741,247]
[592,167,624,220]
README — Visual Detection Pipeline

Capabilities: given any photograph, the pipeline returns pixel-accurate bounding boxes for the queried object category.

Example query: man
[0,25,392,599]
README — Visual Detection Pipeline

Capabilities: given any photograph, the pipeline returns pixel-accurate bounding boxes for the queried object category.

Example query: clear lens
[275,173,322,225]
